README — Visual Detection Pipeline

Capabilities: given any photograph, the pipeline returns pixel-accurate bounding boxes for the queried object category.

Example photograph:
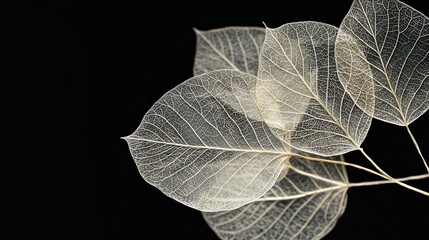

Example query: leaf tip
[193,27,201,34]
[262,22,274,32]
[120,135,130,141]
[262,21,270,29]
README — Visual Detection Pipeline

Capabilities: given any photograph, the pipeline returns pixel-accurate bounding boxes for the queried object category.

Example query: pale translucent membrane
[203,154,348,240]
[124,70,288,212]
[257,22,372,156]
[336,0,429,126]
[194,27,265,76]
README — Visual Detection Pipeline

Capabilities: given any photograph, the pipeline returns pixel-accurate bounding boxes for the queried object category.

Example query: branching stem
[359,148,429,197]
[256,174,429,202]
[290,153,387,180]
[291,152,429,196]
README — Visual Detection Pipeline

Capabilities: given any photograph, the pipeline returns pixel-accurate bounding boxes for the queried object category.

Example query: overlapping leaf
[335,0,429,126]
[194,27,265,75]
[124,70,289,212]
[257,22,372,156]
[204,155,348,240]
[123,0,429,238]
[192,27,267,121]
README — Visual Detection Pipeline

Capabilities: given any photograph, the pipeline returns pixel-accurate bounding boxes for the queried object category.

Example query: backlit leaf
[194,27,265,75]
[336,0,429,126]
[257,22,372,156]
[204,154,348,240]
[124,70,289,212]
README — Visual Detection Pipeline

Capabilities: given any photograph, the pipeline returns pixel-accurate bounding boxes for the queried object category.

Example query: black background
[2,0,429,239]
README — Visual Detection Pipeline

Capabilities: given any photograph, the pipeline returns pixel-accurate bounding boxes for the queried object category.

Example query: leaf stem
[290,153,392,181]
[348,173,429,187]
[255,174,429,202]
[359,148,429,197]
[405,125,429,174]
[291,152,429,196]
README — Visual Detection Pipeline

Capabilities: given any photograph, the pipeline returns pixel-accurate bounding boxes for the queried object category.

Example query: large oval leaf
[194,27,265,75]
[257,22,372,156]
[203,155,348,240]
[124,70,289,212]
[336,0,429,126]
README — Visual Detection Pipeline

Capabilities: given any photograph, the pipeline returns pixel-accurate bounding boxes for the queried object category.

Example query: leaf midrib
[357,0,409,125]
[125,136,288,155]
[196,30,240,71]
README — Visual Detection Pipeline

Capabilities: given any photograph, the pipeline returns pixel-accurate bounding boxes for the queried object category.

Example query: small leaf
[194,27,265,76]
[336,0,429,126]
[124,70,289,212]
[203,154,348,240]
[257,22,372,156]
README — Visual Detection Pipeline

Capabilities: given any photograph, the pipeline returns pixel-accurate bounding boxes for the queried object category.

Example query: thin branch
[291,152,429,196]
[254,174,429,202]
[290,153,392,181]
[359,148,429,197]
[405,125,429,173]
[348,173,429,187]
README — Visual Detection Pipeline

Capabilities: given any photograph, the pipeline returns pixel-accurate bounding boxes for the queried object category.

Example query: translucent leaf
[124,69,289,212]
[257,22,372,156]
[336,0,429,126]
[203,154,348,240]
[194,27,265,75]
